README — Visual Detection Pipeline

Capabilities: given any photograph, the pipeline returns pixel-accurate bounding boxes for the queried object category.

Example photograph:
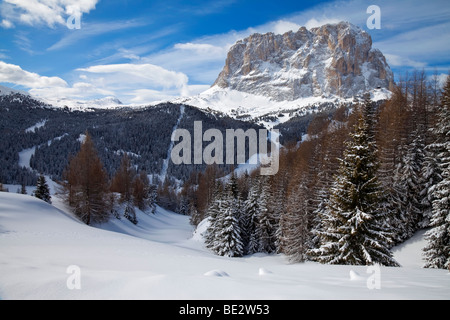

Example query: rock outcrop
[213,21,393,101]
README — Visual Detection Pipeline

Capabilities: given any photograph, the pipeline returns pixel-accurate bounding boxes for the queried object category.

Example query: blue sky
[0,0,449,104]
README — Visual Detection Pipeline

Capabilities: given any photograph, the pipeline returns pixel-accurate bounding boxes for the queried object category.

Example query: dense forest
[183,72,449,269]
[0,96,261,184]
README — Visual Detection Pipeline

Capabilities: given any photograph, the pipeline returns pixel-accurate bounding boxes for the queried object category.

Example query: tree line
[60,132,157,225]
[184,72,449,269]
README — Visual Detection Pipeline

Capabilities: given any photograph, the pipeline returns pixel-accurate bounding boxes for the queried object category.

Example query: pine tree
[244,177,261,254]
[34,174,51,204]
[423,75,450,269]
[111,154,135,204]
[284,183,310,263]
[189,203,201,226]
[204,181,244,257]
[20,183,27,195]
[62,132,109,225]
[111,154,138,224]
[204,182,225,253]
[391,132,426,242]
[257,177,277,254]
[420,148,441,227]
[217,188,244,257]
[132,171,151,211]
[124,203,137,225]
[312,113,399,266]
[148,184,158,214]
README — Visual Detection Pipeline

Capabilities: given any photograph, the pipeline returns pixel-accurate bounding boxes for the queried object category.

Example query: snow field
[0,192,449,300]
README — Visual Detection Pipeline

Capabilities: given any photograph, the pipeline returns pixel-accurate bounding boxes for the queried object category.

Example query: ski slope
[0,192,449,300]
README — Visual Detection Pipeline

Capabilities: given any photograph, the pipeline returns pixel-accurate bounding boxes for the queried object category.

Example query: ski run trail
[159,105,185,183]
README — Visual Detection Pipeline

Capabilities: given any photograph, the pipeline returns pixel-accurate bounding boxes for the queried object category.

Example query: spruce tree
[34,174,51,204]
[204,182,225,253]
[257,177,277,254]
[423,75,450,269]
[420,147,441,227]
[204,181,244,257]
[284,183,310,263]
[217,189,244,257]
[312,113,399,266]
[244,178,261,254]
[391,133,425,243]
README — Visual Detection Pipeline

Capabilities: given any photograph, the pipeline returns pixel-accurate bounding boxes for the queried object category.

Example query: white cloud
[261,20,302,34]
[436,73,449,88]
[47,19,148,51]
[1,19,13,28]
[77,63,189,91]
[73,62,194,103]
[1,0,98,28]
[304,18,341,30]
[174,43,228,56]
[384,54,427,69]
[30,82,114,100]
[0,61,114,101]
[0,60,196,104]
[376,22,450,64]
[0,61,67,88]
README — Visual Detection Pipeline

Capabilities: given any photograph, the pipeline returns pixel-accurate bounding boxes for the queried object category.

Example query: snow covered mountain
[0,85,29,97]
[177,21,393,119]
[0,84,124,111]
[39,96,124,111]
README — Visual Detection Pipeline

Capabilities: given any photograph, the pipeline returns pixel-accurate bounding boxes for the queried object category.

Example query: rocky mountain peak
[213,21,393,101]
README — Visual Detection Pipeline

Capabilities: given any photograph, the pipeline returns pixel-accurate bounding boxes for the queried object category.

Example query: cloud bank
[0,0,99,28]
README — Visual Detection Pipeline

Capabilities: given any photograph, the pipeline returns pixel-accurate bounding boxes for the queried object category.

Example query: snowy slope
[0,85,29,97]
[0,192,449,300]
[392,229,429,268]
[40,96,125,111]
[174,86,391,121]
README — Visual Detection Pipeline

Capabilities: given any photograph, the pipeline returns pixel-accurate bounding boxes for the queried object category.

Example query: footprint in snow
[349,270,365,281]
[204,270,230,277]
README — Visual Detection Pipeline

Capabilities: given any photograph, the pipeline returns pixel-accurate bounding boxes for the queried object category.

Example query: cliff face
[213,22,393,101]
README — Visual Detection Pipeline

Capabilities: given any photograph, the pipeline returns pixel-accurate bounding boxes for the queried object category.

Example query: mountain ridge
[175,21,393,121]
[213,21,393,101]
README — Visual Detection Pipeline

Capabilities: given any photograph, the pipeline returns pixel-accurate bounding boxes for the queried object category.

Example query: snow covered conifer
[218,192,244,257]
[284,183,310,263]
[34,174,51,204]
[423,75,450,269]
[391,132,426,242]
[313,112,399,266]
[244,178,261,254]
[204,182,225,253]
[257,177,277,254]
[205,181,244,257]
[420,147,441,227]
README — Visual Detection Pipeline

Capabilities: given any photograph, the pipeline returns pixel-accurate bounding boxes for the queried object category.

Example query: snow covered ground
[173,86,392,123]
[0,192,448,300]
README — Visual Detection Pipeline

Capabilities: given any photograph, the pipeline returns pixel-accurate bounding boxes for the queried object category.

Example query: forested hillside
[0,94,261,186]
[185,72,449,269]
